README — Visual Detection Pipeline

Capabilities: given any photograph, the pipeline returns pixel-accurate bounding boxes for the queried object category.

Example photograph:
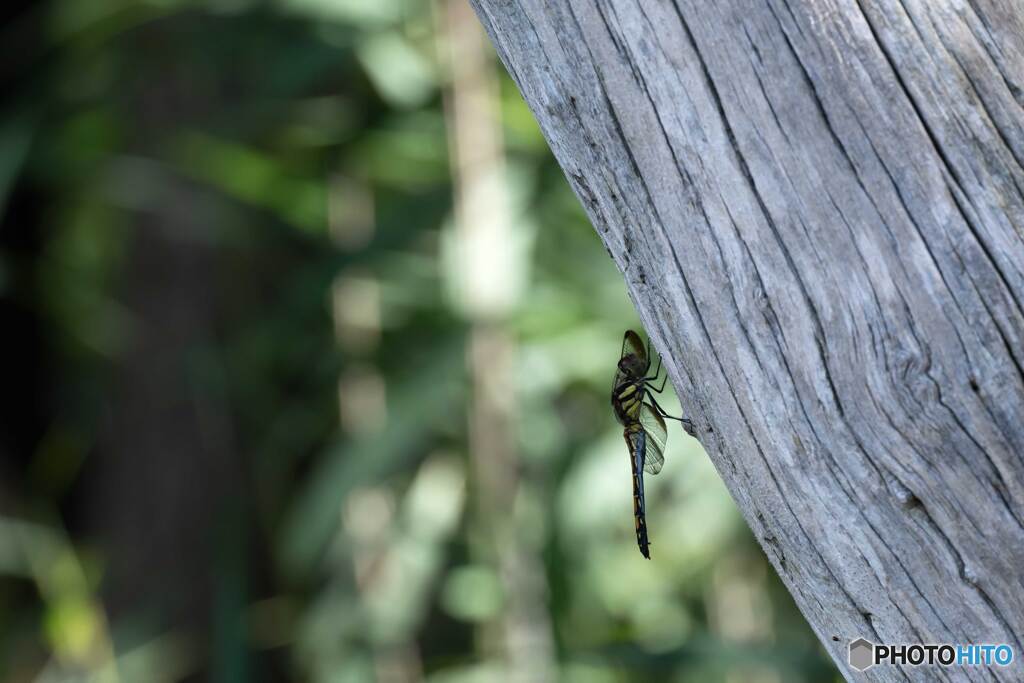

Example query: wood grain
[470,0,1024,679]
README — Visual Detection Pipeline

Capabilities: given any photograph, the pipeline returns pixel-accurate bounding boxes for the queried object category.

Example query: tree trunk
[470,0,1024,680]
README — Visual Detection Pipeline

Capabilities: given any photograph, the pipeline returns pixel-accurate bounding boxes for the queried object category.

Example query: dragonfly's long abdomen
[625,425,651,559]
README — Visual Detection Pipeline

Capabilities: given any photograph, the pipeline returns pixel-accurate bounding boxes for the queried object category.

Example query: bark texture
[470,0,1024,680]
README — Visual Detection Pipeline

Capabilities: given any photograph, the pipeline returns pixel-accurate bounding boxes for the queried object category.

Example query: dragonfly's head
[618,353,646,378]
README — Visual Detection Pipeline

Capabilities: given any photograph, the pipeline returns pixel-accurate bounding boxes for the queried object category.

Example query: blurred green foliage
[0,1,838,681]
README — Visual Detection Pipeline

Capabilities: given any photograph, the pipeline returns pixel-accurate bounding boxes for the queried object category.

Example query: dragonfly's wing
[622,329,647,364]
[639,403,667,475]
[613,330,648,390]
[624,428,651,559]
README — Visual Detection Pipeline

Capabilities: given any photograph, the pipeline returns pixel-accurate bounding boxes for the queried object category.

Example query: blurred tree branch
[443,0,555,678]
[469,1,1024,679]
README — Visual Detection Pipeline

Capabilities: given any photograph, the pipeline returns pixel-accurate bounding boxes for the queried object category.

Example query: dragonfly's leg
[650,372,668,394]
[643,338,658,378]
[646,395,697,438]
[645,393,679,420]
[643,355,664,386]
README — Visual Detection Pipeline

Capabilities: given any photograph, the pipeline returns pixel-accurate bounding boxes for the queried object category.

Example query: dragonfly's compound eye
[619,354,645,377]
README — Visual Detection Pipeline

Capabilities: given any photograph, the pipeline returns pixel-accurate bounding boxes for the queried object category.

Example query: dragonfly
[611,330,695,559]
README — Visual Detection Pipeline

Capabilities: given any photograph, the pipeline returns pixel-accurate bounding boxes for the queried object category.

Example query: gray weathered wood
[470,0,1024,679]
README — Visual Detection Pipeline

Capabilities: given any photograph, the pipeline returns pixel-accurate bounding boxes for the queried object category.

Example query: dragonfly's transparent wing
[639,403,667,475]
[622,330,646,364]
[613,330,648,391]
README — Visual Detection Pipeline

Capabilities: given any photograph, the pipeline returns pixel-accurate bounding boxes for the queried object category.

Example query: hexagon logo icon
[849,638,875,672]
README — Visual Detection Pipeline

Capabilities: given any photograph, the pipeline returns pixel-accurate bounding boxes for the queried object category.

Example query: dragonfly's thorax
[611,379,646,426]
